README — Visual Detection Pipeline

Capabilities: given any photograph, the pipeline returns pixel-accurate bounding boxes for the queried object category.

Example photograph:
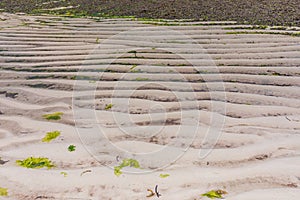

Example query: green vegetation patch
[201,190,228,199]
[105,104,113,110]
[224,25,268,30]
[0,187,8,196]
[114,158,140,177]
[129,65,141,73]
[16,157,55,169]
[130,64,137,70]
[31,8,90,18]
[60,172,68,177]
[159,173,170,178]
[68,145,76,152]
[42,131,61,142]
[226,31,300,37]
[42,112,63,120]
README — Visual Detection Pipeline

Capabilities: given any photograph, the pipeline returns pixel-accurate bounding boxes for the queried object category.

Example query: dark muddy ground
[1,0,300,26]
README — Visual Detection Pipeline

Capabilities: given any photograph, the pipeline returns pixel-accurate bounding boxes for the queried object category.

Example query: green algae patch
[16,157,55,169]
[42,131,61,142]
[114,158,140,177]
[42,112,63,120]
[159,174,170,178]
[68,145,76,152]
[201,190,228,199]
[105,104,113,110]
[0,187,8,196]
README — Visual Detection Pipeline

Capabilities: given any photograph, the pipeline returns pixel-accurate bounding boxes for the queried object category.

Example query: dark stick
[155,185,162,198]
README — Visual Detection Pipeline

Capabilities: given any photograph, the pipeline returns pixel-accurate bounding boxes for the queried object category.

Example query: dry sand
[0,13,300,199]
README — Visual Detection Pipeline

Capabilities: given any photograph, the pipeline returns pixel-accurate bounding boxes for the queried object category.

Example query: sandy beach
[0,12,300,199]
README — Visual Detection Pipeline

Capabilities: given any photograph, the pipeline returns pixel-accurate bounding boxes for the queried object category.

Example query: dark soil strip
[1,0,300,26]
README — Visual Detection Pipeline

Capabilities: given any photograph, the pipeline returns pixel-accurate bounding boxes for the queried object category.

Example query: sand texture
[0,13,300,200]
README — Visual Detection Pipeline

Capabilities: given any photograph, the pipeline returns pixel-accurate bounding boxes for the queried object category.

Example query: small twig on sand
[80,169,92,176]
[146,189,155,197]
[155,185,162,198]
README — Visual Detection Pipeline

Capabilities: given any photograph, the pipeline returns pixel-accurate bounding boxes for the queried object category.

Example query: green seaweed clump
[16,157,55,169]
[42,112,63,120]
[114,158,140,177]
[68,145,76,152]
[60,172,68,177]
[0,187,8,196]
[105,104,113,110]
[159,173,170,178]
[42,131,61,142]
[201,190,228,199]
